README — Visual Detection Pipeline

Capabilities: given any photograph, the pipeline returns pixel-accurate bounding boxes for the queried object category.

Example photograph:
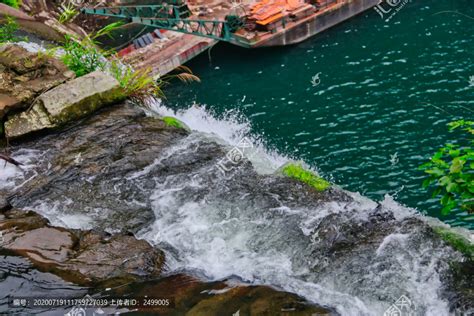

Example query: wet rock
[107,274,337,315]
[186,285,335,316]
[6,103,189,233]
[1,101,471,313]
[0,193,10,211]
[444,260,474,314]
[0,254,87,315]
[0,209,164,286]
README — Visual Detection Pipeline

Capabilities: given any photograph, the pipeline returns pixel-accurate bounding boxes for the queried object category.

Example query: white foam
[0,149,42,190]
[144,98,288,174]
[134,155,457,316]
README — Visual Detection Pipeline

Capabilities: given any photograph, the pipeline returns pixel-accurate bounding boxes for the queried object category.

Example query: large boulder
[4,70,124,138]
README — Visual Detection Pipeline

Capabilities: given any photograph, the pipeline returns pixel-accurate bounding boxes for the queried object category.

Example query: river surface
[166,0,474,228]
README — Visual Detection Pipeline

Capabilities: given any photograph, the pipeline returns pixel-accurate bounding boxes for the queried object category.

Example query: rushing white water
[136,166,454,315]
[0,149,43,190]
[131,102,464,315]
[144,98,289,174]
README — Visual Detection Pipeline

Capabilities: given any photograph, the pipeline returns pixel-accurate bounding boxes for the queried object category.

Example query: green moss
[162,116,186,130]
[433,226,474,260]
[281,163,330,191]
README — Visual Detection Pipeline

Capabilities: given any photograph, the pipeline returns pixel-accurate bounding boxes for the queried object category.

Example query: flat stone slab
[39,70,123,125]
[4,71,124,139]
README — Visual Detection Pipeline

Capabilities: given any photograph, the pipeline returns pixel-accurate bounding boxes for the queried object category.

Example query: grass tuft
[162,116,187,130]
[281,163,330,191]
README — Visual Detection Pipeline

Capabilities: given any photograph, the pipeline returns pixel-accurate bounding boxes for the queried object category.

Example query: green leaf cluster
[60,22,123,77]
[108,60,163,99]
[420,120,474,215]
[61,35,106,77]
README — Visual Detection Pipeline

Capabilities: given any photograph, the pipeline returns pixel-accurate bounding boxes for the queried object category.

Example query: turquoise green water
[166,0,474,228]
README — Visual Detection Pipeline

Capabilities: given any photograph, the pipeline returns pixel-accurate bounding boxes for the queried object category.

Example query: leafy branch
[419,120,474,215]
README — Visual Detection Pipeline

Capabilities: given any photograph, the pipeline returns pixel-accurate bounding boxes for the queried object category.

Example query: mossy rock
[162,116,190,131]
[433,226,474,260]
[277,162,330,192]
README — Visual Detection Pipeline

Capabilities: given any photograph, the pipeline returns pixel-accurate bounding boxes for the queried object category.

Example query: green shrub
[59,23,123,77]
[281,163,330,191]
[0,0,21,9]
[420,120,474,215]
[61,35,106,77]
